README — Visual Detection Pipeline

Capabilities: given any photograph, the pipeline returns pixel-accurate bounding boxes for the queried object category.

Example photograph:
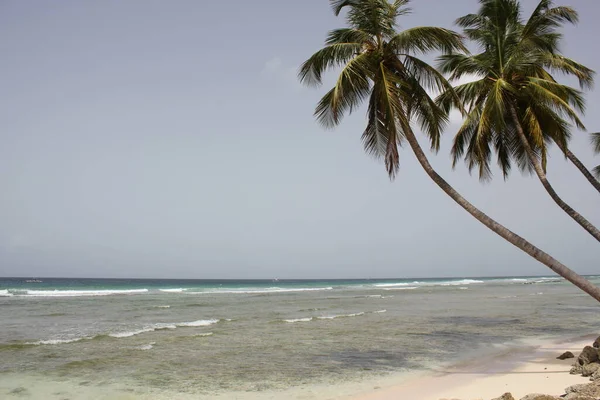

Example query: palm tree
[436,0,600,242]
[563,144,600,194]
[299,0,600,301]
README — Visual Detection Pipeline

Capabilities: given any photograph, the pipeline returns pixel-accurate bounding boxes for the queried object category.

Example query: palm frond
[390,27,467,55]
[401,54,466,117]
[341,0,406,37]
[524,99,571,152]
[451,107,481,168]
[325,28,374,46]
[437,53,492,81]
[362,62,406,178]
[298,42,364,86]
[524,78,586,129]
[540,53,595,90]
[592,132,600,154]
[330,0,360,16]
[313,52,373,128]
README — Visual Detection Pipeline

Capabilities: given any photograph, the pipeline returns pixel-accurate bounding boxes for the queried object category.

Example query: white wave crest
[383,287,418,291]
[375,279,484,288]
[19,289,149,297]
[317,312,365,320]
[373,309,387,314]
[193,332,213,337]
[439,279,484,286]
[159,288,188,293]
[137,342,156,350]
[0,290,13,297]
[109,319,219,338]
[153,305,171,308]
[28,337,86,345]
[176,319,219,327]
[284,318,313,323]
[374,282,418,288]
[109,328,156,338]
[189,287,333,295]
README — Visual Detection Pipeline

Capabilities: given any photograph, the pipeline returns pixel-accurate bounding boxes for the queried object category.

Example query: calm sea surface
[1,276,599,399]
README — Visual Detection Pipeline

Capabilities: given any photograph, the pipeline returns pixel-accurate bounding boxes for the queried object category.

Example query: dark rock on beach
[581,362,600,377]
[577,346,599,366]
[593,336,600,349]
[558,351,575,360]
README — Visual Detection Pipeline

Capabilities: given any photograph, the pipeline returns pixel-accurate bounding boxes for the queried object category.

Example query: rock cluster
[570,340,600,382]
[490,336,600,400]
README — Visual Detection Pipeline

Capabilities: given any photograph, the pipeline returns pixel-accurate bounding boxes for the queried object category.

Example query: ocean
[1,276,599,399]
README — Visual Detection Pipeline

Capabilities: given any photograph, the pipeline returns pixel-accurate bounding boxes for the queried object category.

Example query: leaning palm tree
[299,0,600,301]
[437,0,600,242]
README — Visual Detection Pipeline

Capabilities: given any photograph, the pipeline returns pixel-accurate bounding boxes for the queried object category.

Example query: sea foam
[17,289,149,297]
[190,287,334,295]
[108,319,219,338]
[375,279,484,288]
[28,337,87,345]
[283,318,313,323]
[317,312,365,320]
[176,319,219,327]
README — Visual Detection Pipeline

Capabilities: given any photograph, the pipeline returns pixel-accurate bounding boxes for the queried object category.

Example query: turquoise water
[1,276,599,399]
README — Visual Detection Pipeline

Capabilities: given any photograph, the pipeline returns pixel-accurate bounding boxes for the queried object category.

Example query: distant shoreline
[0,274,577,281]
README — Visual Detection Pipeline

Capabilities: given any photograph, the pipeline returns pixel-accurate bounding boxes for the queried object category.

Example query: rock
[590,368,600,381]
[593,336,600,348]
[582,362,600,377]
[564,396,596,400]
[519,394,559,400]
[578,346,599,366]
[571,363,584,375]
[564,381,600,399]
[558,351,575,360]
[492,393,515,400]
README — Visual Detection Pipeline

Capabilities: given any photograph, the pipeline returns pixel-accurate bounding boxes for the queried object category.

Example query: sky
[0,0,598,279]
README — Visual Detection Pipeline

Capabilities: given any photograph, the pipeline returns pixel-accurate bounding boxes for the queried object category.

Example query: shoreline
[0,334,596,399]
[346,334,594,400]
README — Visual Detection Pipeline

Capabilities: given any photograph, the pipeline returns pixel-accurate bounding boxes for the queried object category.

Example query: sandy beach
[349,336,593,400]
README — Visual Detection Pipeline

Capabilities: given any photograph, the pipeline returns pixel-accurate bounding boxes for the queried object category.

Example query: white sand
[349,337,593,400]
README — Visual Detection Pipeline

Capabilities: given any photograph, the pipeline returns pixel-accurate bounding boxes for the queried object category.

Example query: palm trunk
[402,125,600,302]
[507,104,600,243]
[564,148,600,195]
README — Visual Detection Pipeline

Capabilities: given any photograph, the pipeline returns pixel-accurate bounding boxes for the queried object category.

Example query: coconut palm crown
[437,0,595,181]
[299,0,466,178]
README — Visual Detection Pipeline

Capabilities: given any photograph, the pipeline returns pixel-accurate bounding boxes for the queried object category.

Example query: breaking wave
[6,289,149,297]
[26,319,220,344]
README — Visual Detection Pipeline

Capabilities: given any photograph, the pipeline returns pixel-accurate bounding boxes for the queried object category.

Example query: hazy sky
[0,0,598,279]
